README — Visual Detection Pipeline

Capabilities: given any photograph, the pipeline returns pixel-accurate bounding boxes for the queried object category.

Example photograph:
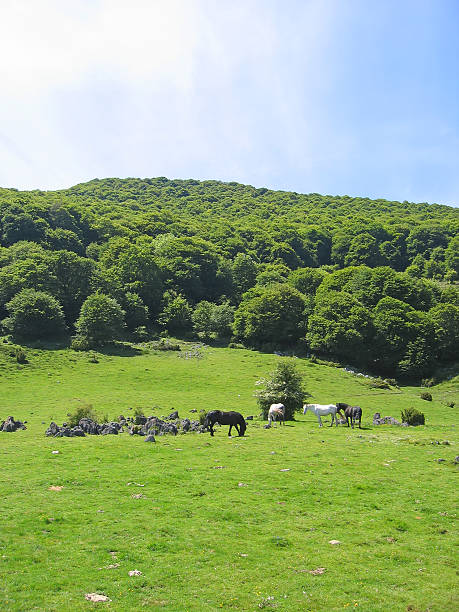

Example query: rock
[79,418,100,435]
[437,458,446,463]
[264,424,271,429]
[85,593,111,602]
[167,410,179,420]
[69,427,85,437]
[46,422,60,437]
[246,416,254,420]
[190,409,197,413]
[100,424,119,435]
[144,434,156,442]
[181,418,191,432]
[454,456,459,464]
[1,416,27,432]
[328,540,341,545]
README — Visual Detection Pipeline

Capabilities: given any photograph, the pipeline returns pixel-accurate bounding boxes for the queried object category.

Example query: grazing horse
[336,403,362,429]
[268,403,285,426]
[303,404,343,427]
[204,410,246,437]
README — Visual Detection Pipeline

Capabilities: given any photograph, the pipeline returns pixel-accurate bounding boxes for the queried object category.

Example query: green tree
[74,293,125,346]
[2,289,67,339]
[158,291,192,334]
[231,253,258,299]
[306,290,373,363]
[122,292,150,332]
[255,360,306,421]
[429,303,459,361]
[233,284,306,346]
[287,267,327,296]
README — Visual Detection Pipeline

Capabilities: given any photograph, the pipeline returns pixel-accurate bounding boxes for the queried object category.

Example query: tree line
[0,177,457,379]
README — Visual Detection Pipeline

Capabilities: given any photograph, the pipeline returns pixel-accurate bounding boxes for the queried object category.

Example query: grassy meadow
[0,341,458,611]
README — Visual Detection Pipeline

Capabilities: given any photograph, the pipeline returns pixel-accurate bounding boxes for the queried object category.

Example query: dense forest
[0,177,458,380]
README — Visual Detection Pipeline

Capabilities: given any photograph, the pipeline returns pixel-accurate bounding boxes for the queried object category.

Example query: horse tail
[239,415,246,436]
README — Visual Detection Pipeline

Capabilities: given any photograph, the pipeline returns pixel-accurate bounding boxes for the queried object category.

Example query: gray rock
[1,416,27,432]
[167,410,179,420]
[144,434,156,442]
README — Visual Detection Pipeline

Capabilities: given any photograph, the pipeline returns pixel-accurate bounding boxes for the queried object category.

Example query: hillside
[0,177,458,380]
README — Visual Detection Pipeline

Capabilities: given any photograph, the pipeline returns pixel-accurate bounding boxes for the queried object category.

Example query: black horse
[204,410,246,437]
[336,403,362,429]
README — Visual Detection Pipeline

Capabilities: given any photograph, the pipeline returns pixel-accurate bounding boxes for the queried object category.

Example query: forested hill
[0,177,458,380]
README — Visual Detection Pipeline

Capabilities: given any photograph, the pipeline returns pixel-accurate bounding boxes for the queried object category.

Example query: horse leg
[329,414,334,427]
[358,416,362,429]
[234,424,240,436]
[317,415,323,427]
[209,423,214,436]
[228,424,233,436]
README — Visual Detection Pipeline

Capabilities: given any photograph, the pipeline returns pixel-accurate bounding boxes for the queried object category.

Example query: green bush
[255,359,306,421]
[15,348,28,364]
[70,335,92,351]
[67,404,98,427]
[420,392,432,401]
[401,408,425,426]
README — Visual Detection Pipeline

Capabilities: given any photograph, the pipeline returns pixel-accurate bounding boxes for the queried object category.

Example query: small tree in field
[74,293,125,346]
[255,360,306,421]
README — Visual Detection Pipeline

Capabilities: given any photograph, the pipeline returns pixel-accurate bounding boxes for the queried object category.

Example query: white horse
[303,404,343,427]
[268,403,285,426]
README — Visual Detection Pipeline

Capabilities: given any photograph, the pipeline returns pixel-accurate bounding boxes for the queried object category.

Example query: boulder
[1,416,27,432]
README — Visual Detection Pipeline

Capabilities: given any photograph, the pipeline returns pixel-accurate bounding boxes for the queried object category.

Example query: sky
[0,0,458,206]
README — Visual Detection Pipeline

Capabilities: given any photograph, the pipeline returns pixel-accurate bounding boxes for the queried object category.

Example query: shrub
[15,348,28,364]
[68,404,98,427]
[255,359,306,421]
[401,408,425,426]
[199,410,207,426]
[420,392,432,401]
[70,335,92,351]
[134,408,145,424]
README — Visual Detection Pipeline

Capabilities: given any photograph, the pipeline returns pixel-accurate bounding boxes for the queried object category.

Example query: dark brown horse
[204,410,246,437]
[336,403,362,429]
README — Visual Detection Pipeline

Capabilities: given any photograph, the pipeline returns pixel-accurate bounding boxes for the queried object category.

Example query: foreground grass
[0,343,458,611]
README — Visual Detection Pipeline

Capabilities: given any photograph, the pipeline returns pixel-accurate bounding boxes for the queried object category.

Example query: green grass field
[0,342,458,611]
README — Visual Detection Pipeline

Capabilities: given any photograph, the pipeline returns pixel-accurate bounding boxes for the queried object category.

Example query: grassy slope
[0,344,457,611]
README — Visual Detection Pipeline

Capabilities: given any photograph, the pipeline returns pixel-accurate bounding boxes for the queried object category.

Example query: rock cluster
[45,418,123,437]
[1,416,27,432]
[45,412,206,438]
[373,412,408,426]
[128,414,205,437]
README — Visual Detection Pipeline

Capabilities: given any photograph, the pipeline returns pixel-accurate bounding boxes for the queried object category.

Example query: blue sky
[1,0,458,206]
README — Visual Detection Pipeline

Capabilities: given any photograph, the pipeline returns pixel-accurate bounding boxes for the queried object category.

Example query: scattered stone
[48,486,63,491]
[190,409,197,413]
[280,468,290,472]
[1,416,27,432]
[128,569,142,576]
[131,493,145,499]
[212,466,225,469]
[373,412,402,426]
[239,553,248,557]
[85,593,111,602]
[437,458,446,463]
[238,482,247,487]
[246,416,254,420]
[329,540,341,545]
[309,567,326,575]
[144,434,156,442]
[167,410,179,420]
[441,440,450,445]
[454,456,459,464]
[51,450,60,454]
